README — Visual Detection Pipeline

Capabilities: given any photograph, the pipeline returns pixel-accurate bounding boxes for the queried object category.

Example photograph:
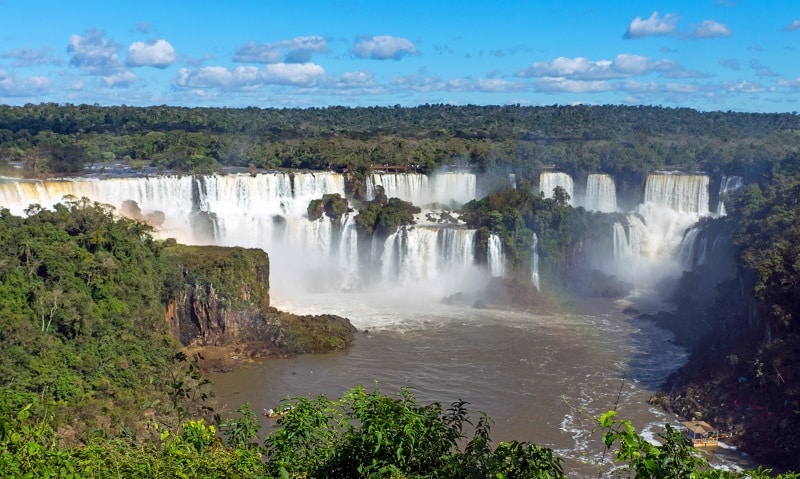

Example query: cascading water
[716,175,743,216]
[538,171,574,205]
[583,174,617,213]
[366,171,477,206]
[487,234,506,278]
[644,174,709,215]
[601,174,712,292]
[0,170,719,298]
[0,172,491,296]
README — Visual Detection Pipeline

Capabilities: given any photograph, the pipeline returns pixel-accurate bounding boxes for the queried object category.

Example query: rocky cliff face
[162,244,355,358]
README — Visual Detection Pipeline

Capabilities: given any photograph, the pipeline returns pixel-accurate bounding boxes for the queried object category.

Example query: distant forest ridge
[1,103,799,182]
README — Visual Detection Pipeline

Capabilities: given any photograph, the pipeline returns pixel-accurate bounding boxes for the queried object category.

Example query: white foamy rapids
[538,171,574,205]
[488,233,506,278]
[583,173,617,213]
[365,171,477,207]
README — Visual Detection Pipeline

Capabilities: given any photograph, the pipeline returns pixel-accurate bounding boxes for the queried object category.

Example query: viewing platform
[681,420,720,447]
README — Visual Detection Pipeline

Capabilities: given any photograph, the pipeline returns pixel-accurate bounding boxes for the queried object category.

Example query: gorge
[0,166,767,473]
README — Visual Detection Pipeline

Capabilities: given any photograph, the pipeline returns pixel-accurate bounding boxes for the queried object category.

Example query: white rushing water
[539,171,574,205]
[584,173,618,213]
[366,171,477,207]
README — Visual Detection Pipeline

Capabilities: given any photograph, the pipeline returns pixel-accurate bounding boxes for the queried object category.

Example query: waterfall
[531,232,540,291]
[380,225,478,285]
[509,173,517,190]
[644,174,709,215]
[538,172,574,205]
[337,214,360,290]
[367,173,428,203]
[487,234,506,278]
[584,174,617,212]
[366,171,477,206]
[678,227,704,271]
[439,228,476,268]
[716,175,743,216]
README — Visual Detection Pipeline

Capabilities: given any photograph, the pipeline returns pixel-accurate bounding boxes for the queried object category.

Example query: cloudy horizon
[1,0,799,112]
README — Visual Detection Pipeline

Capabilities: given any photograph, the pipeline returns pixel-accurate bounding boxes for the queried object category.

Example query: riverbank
[642,310,800,472]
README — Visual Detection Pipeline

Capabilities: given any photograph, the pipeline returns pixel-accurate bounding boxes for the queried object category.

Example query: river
[210,292,753,477]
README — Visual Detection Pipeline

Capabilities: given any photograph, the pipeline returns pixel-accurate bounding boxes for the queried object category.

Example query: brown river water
[210,293,754,477]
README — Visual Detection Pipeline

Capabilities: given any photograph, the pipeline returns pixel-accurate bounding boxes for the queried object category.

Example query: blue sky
[1,0,799,112]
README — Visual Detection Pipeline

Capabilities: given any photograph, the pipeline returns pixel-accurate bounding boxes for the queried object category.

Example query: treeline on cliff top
[1,103,799,181]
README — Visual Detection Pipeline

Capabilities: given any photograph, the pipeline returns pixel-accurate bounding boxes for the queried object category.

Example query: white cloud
[778,78,800,89]
[333,71,377,88]
[665,82,701,93]
[517,54,681,80]
[533,78,614,93]
[234,36,328,63]
[175,63,325,90]
[782,20,800,32]
[0,69,51,96]
[625,12,679,38]
[176,65,260,90]
[723,80,770,93]
[126,39,176,68]
[691,20,731,38]
[67,29,123,75]
[102,71,138,87]
[353,35,418,60]
[262,62,325,86]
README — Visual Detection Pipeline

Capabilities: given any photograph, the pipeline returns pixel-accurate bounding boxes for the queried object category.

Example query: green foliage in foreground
[2,386,799,479]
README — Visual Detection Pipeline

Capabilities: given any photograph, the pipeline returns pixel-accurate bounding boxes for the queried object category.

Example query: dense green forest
[2,104,800,196]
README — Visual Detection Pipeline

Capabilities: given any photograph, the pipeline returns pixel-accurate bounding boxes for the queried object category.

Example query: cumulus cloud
[102,71,138,87]
[782,20,800,31]
[723,80,771,93]
[176,66,261,89]
[0,69,51,97]
[517,54,680,80]
[691,20,731,38]
[67,29,123,75]
[333,70,377,89]
[175,62,325,90]
[353,35,418,60]
[234,36,328,63]
[67,29,137,88]
[624,12,679,38]
[126,39,176,68]
[261,62,325,85]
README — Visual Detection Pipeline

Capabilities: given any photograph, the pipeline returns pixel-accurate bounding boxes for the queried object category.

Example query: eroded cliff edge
[161,242,356,369]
